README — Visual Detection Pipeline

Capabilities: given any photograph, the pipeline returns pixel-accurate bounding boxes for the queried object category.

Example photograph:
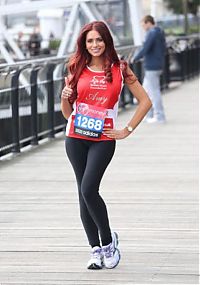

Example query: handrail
[0,55,67,69]
[0,45,136,69]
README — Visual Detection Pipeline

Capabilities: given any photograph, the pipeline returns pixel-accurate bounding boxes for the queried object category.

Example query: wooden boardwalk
[0,79,199,284]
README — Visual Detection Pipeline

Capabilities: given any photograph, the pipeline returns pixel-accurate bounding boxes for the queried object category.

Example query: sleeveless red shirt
[66,64,124,141]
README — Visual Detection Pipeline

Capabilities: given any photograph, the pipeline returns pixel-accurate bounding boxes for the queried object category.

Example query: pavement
[0,78,199,284]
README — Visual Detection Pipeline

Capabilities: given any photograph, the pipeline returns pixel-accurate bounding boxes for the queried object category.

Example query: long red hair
[67,21,128,104]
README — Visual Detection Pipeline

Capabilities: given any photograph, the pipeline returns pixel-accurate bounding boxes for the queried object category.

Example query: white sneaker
[87,246,104,270]
[102,232,120,269]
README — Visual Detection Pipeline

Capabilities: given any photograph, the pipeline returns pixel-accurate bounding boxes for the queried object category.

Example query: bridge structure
[0,0,144,65]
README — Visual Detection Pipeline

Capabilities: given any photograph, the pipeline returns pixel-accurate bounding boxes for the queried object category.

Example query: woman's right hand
[61,86,73,100]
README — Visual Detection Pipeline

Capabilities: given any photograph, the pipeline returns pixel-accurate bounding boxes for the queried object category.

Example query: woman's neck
[88,57,104,71]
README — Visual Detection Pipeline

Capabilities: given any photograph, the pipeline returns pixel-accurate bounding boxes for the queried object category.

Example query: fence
[0,37,199,157]
[0,57,67,156]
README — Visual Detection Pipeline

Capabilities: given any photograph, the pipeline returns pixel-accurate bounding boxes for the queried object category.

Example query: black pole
[164,49,170,89]
[30,66,41,145]
[46,63,56,138]
[133,60,143,84]
[11,70,20,153]
[10,64,32,153]
[120,86,125,108]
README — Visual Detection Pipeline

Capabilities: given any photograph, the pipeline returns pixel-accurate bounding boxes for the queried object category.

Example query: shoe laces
[91,247,102,259]
[103,243,114,258]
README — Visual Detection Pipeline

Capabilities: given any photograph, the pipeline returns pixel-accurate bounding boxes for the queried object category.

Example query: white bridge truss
[0,0,144,65]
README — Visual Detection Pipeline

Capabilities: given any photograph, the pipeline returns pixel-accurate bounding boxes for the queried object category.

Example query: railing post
[183,49,187,81]
[120,86,126,109]
[194,44,199,76]
[165,50,170,87]
[191,45,196,77]
[10,69,21,153]
[30,66,41,145]
[133,60,143,84]
[46,63,56,138]
[162,49,170,90]
[186,46,190,79]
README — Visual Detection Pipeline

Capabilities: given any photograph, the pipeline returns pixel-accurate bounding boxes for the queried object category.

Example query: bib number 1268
[75,114,103,132]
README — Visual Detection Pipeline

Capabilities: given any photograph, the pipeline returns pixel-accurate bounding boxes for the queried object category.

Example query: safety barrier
[0,39,199,157]
[0,57,67,156]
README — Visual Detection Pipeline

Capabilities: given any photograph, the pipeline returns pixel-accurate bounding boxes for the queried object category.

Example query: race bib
[74,103,107,138]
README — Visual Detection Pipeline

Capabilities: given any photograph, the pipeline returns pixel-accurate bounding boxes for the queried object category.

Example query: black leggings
[65,137,116,247]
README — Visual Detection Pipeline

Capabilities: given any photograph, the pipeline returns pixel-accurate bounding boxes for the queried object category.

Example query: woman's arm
[103,66,152,139]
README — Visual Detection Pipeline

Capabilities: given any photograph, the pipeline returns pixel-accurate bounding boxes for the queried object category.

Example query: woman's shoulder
[112,61,125,72]
[113,60,129,71]
[117,61,138,84]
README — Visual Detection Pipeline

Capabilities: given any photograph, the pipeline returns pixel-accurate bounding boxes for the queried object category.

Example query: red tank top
[66,64,123,141]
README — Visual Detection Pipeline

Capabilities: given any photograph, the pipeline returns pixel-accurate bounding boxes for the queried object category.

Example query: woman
[61,21,152,270]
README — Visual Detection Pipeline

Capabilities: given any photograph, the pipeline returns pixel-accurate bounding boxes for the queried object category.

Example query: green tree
[165,0,199,15]
[164,0,199,34]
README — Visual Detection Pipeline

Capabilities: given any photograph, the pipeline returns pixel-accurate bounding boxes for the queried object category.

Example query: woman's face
[86,30,106,58]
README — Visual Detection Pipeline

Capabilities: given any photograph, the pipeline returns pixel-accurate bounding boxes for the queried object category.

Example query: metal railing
[0,57,67,155]
[0,39,199,157]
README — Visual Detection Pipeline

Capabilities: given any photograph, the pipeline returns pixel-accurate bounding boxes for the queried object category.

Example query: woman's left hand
[103,128,130,140]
